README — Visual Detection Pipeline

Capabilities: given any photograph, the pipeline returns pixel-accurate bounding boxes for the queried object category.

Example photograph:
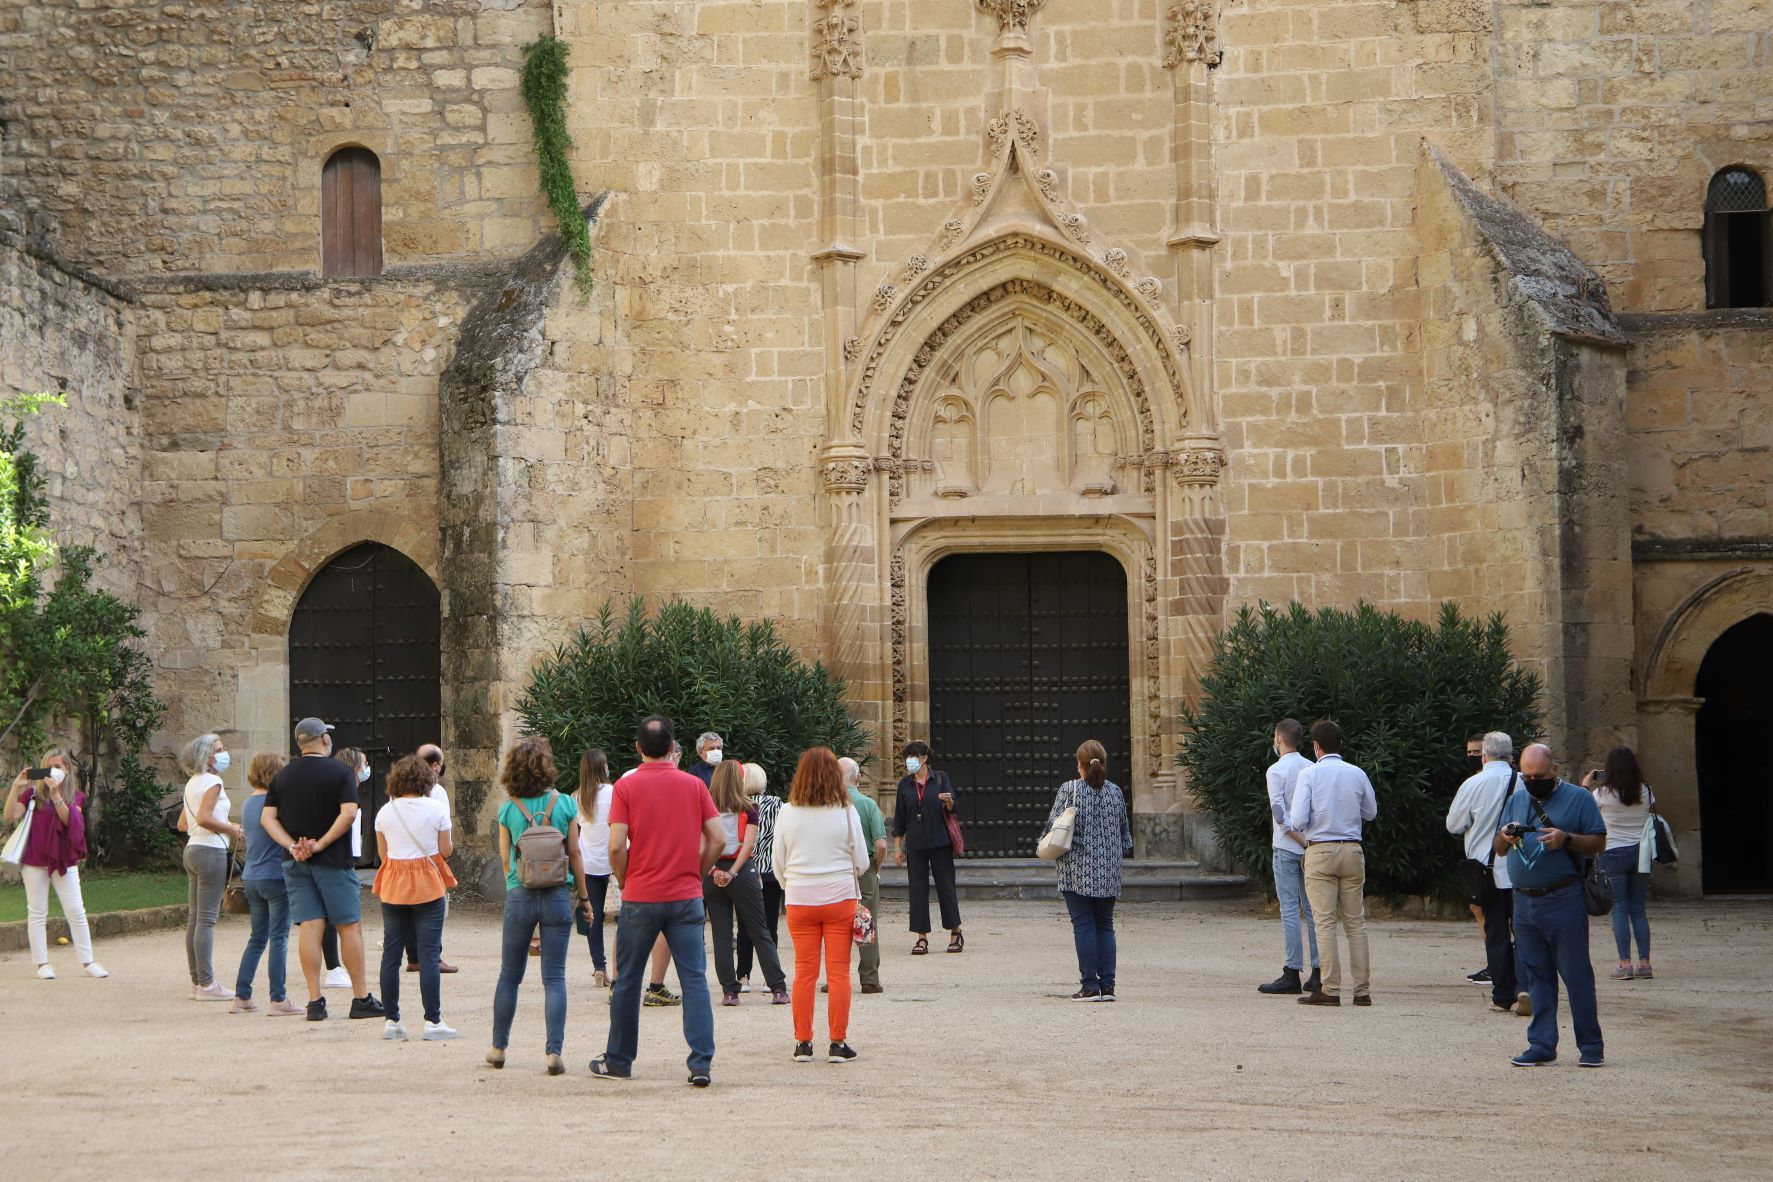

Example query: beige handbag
[1037,800,1077,861]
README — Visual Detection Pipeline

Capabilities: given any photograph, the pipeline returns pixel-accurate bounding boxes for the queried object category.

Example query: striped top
[751,793,783,876]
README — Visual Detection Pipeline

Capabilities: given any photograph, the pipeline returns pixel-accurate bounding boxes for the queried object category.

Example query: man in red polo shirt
[591,714,725,1086]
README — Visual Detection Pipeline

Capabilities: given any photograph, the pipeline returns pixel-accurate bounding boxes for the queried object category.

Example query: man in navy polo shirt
[1494,743,1607,1068]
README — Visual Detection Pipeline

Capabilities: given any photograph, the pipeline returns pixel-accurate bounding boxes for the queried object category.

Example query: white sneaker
[36,964,55,980]
[194,982,235,1002]
[383,1020,408,1040]
[84,962,109,979]
[323,966,352,989]
[738,978,751,994]
[423,1020,458,1041]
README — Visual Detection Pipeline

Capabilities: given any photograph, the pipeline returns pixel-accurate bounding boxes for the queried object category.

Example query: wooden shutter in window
[321,147,383,278]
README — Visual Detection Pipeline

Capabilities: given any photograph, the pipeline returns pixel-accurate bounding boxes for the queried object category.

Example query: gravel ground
[2,897,1768,1180]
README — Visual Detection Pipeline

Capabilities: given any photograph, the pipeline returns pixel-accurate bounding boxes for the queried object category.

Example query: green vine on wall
[521,35,595,296]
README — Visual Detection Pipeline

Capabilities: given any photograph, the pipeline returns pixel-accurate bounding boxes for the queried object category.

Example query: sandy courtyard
[2,896,1768,1180]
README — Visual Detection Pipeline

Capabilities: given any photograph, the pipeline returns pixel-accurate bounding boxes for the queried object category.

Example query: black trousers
[907,844,961,933]
[736,871,782,980]
[1481,884,1525,1008]
[704,861,785,993]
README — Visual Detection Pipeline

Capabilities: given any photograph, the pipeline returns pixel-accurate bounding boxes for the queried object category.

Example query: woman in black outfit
[891,741,964,954]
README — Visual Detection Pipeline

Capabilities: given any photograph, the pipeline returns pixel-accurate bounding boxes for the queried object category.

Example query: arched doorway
[927,551,1132,858]
[288,542,441,867]
[1694,613,1773,894]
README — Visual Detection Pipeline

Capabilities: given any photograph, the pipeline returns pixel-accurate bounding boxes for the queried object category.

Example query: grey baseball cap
[293,717,335,743]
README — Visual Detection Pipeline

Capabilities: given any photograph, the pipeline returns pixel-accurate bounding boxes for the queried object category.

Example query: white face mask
[905,756,922,774]
[47,767,67,787]
[212,751,231,773]
[704,749,723,765]
[358,765,371,784]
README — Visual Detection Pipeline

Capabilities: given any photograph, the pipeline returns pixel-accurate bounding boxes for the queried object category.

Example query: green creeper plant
[1178,601,1543,900]
[517,597,871,796]
[520,35,595,296]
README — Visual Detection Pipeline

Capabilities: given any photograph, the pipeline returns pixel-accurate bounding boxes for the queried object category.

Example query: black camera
[1503,822,1537,838]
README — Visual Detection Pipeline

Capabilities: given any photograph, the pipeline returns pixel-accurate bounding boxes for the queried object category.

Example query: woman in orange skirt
[372,754,458,1041]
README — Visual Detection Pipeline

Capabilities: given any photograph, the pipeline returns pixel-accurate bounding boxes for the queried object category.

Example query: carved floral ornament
[976,0,1045,33]
[1163,0,1221,69]
[810,0,863,81]
[820,456,873,492]
[986,110,1042,160]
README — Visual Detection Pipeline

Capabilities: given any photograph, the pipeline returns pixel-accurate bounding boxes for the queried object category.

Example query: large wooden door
[927,551,1132,858]
[288,543,440,867]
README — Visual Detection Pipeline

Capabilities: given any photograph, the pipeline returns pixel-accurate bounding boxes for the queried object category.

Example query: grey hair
[837,756,860,787]
[180,733,225,776]
[1481,731,1514,762]
[697,732,723,751]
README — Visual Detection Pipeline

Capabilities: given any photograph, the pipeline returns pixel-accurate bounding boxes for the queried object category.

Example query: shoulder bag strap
[389,799,449,892]
[1486,772,1517,867]
[1531,795,1587,879]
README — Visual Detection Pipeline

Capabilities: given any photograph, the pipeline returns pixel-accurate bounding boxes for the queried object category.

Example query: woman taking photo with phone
[5,753,107,980]
[182,732,244,1001]
[891,740,963,955]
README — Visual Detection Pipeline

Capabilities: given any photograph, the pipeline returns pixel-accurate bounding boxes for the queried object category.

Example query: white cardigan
[773,803,868,906]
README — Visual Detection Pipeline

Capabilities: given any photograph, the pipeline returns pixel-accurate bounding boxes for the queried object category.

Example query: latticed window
[321,146,383,278]
[1703,166,1769,309]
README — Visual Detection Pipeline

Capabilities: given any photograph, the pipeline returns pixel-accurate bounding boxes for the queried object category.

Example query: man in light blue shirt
[1446,731,1528,1015]
[1257,719,1320,996]
[1286,720,1378,1006]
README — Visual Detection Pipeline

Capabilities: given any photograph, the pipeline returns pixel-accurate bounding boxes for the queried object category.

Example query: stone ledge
[0,903,187,953]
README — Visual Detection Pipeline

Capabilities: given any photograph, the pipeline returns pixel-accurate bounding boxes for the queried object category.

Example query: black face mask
[1524,776,1558,801]
[1465,754,1483,774]
[429,761,445,780]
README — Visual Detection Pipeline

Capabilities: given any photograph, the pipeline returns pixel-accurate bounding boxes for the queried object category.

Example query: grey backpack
[513,791,569,889]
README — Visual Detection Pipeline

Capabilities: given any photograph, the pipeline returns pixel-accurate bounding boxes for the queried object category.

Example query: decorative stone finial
[811,0,863,80]
[976,0,1046,34]
[1163,1,1221,69]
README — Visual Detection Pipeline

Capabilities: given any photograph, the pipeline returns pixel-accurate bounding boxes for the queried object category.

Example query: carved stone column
[1163,1,1219,409]
[812,0,865,441]
[819,440,888,750]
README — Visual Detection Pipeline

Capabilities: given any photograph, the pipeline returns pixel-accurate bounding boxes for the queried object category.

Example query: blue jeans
[1062,891,1118,992]
[1600,845,1650,962]
[1515,882,1604,1059]
[1272,848,1319,971]
[492,886,573,1056]
[233,878,289,1002]
[583,874,610,971]
[605,897,715,1074]
[381,896,446,1025]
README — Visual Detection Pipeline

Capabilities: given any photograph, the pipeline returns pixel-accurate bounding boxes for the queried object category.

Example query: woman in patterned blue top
[1043,740,1133,1001]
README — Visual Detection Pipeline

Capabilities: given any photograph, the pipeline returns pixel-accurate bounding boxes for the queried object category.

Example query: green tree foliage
[520,35,594,296]
[1178,601,1543,899]
[517,598,871,795]
[1,395,173,864]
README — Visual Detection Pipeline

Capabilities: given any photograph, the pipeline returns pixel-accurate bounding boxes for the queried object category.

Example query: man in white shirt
[1258,719,1321,996]
[1285,720,1378,1007]
[413,744,458,975]
[1445,730,1529,1016]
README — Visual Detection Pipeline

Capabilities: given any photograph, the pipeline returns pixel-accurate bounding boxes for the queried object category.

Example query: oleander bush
[1178,601,1543,899]
[517,597,870,795]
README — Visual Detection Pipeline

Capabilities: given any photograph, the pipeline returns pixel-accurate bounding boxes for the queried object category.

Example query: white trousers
[23,864,95,965]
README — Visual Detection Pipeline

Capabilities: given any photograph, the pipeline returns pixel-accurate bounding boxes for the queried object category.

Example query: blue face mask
[905,757,922,774]
[212,751,231,773]
[358,765,371,784]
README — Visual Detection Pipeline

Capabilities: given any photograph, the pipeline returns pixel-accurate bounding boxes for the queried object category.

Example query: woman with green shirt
[487,738,589,1076]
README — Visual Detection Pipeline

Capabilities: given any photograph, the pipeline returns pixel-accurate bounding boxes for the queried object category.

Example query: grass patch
[0,871,187,923]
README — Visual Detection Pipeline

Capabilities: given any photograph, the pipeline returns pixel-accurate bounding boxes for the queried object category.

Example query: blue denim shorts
[283,860,362,926]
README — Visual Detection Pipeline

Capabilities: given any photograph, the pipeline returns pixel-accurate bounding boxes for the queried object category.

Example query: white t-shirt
[429,782,450,815]
[375,796,452,860]
[576,783,614,876]
[183,772,231,850]
[1594,783,1655,851]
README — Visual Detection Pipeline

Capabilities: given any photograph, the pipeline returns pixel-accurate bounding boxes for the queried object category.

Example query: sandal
[947,930,965,954]
[911,937,929,956]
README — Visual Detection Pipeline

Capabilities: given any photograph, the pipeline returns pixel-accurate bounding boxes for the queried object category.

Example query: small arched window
[1702,166,1770,309]
[321,146,383,278]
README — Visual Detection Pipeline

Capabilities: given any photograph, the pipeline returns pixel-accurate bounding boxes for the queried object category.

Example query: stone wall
[0,235,141,594]
[1493,0,1773,313]
[0,0,552,275]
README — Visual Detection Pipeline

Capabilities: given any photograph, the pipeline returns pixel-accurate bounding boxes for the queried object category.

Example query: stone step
[878,858,1247,902]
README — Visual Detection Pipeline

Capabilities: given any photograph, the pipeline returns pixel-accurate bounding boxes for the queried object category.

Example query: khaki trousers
[1303,842,1370,998]
[857,855,883,987]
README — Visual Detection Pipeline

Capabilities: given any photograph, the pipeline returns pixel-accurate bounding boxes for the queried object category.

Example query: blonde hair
[180,733,224,777]
[247,752,286,791]
[39,749,80,796]
[741,762,767,797]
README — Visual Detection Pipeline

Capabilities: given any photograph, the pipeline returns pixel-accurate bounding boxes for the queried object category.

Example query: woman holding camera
[6,753,107,980]
[182,732,244,1000]
[1584,747,1656,981]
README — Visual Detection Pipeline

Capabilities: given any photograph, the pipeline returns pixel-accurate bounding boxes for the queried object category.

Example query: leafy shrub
[517,597,870,794]
[1179,601,1543,899]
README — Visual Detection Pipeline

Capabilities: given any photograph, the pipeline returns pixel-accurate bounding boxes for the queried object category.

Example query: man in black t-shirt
[263,717,384,1022]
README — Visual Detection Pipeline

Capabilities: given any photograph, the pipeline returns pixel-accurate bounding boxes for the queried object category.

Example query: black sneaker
[1070,987,1101,1001]
[1303,968,1322,993]
[827,1041,858,1063]
[644,984,682,1007]
[305,997,327,1022]
[588,1056,633,1080]
[348,994,386,1019]
[793,1041,814,1062]
[1467,967,1492,984]
[1258,967,1303,995]
[1099,989,1117,1003]
[688,1071,711,1087]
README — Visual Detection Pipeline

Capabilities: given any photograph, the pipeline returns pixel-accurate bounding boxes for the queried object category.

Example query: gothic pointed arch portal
[821,236,1226,848]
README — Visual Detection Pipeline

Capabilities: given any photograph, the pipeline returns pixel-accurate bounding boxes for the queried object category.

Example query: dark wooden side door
[288,543,440,867]
[321,146,383,278]
[927,551,1132,858]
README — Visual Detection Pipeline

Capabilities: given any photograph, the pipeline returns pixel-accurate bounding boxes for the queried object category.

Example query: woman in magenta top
[4,751,109,980]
